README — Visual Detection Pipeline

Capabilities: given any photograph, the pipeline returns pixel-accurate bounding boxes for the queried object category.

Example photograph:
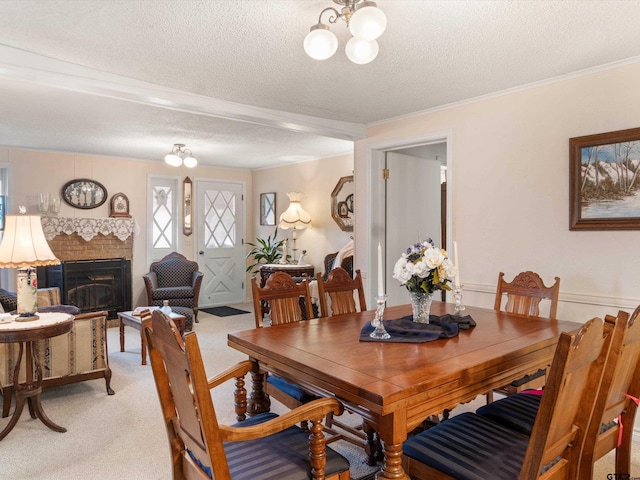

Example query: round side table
[0,312,73,441]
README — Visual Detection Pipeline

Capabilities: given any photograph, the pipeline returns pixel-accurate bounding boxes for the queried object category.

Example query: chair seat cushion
[267,375,317,403]
[151,286,194,300]
[402,412,529,480]
[476,392,542,435]
[190,412,350,480]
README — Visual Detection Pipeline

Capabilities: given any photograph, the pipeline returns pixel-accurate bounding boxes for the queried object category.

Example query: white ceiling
[1,0,640,169]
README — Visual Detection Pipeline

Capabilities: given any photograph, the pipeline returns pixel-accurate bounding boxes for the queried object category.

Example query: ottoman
[171,306,194,331]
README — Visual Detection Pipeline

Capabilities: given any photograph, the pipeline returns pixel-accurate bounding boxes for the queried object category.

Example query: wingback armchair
[143,252,203,321]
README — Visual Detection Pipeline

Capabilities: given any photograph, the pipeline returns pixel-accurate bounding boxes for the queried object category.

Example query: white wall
[356,61,640,324]
[251,153,354,277]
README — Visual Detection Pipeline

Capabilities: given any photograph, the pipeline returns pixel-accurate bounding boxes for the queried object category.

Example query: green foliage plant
[245,227,290,274]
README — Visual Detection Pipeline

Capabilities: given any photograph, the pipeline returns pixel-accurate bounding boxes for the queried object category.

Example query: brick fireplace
[37,217,135,318]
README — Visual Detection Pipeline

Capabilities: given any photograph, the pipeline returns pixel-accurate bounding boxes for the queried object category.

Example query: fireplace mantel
[41,216,136,242]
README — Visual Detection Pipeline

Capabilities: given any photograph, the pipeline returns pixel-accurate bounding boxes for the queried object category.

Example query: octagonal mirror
[331,175,354,232]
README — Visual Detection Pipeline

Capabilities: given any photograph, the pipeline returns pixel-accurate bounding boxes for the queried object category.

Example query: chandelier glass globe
[349,2,387,40]
[183,155,197,168]
[164,153,183,167]
[345,37,379,64]
[304,26,339,60]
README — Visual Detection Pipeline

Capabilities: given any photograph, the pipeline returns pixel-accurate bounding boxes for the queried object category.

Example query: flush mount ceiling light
[164,143,197,168]
[304,0,386,64]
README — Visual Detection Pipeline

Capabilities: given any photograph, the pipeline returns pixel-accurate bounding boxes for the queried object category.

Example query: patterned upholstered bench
[0,287,114,417]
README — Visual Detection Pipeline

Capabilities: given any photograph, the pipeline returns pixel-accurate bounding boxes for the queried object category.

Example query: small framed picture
[110,192,131,218]
[260,192,276,226]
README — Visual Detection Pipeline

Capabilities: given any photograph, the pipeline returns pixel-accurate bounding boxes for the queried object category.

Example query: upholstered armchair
[143,252,203,321]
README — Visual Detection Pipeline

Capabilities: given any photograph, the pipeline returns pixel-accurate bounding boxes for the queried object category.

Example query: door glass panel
[204,188,236,248]
[152,186,173,248]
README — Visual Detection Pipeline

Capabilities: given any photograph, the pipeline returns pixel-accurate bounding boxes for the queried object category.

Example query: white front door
[195,180,245,307]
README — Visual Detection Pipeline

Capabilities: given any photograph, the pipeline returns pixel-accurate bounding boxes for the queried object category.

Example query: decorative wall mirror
[331,175,354,232]
[260,192,276,226]
[183,177,192,236]
[62,178,107,209]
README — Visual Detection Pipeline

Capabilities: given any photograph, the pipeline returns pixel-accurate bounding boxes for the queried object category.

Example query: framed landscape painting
[570,127,640,230]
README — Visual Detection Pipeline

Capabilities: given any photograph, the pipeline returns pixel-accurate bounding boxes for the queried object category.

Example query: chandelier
[164,144,197,168]
[304,0,387,64]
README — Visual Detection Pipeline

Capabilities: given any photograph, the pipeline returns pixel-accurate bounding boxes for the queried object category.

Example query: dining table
[227,301,583,479]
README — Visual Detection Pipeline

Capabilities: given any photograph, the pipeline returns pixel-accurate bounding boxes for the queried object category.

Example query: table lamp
[279,192,311,264]
[0,210,60,321]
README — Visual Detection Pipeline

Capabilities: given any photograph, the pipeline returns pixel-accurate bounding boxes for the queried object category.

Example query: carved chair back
[251,271,313,327]
[494,271,560,319]
[316,268,366,317]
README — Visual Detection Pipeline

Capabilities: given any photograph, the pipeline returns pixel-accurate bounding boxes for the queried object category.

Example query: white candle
[453,241,461,288]
[378,243,384,296]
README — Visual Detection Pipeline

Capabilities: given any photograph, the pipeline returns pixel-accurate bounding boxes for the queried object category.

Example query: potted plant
[246,227,290,274]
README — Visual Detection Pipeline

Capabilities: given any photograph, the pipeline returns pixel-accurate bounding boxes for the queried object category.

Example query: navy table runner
[359,314,476,343]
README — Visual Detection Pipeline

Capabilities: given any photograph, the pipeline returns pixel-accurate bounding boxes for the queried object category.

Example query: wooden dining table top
[227,301,583,479]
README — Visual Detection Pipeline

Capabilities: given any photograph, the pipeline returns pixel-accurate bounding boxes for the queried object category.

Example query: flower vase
[410,291,433,323]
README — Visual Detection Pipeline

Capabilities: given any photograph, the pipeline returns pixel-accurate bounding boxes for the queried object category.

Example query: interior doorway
[365,131,453,307]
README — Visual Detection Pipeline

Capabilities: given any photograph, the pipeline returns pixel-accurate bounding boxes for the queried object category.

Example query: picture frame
[570,127,640,230]
[260,192,276,226]
[62,178,108,209]
[109,192,131,218]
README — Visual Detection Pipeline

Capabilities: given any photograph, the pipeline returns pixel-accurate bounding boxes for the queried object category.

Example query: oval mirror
[61,178,108,209]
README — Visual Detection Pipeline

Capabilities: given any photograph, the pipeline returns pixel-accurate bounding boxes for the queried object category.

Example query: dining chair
[316,267,366,317]
[251,271,313,328]
[144,310,350,480]
[488,271,561,401]
[402,314,615,480]
[476,306,640,479]
[250,272,323,431]
[315,267,373,453]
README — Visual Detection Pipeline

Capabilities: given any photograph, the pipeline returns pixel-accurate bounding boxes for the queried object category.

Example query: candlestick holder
[370,294,391,340]
[453,285,465,316]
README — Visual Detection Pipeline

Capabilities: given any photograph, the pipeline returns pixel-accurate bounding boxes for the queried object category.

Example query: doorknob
[199,251,204,255]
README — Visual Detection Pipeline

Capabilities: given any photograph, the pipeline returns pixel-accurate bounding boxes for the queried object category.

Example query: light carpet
[0,304,637,479]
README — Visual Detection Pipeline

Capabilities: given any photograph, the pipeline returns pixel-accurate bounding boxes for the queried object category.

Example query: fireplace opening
[38,258,131,319]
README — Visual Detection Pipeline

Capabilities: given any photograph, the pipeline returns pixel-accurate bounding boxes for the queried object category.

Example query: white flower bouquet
[392,238,455,294]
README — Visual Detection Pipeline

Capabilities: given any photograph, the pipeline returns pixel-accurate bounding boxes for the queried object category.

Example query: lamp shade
[279,192,312,229]
[0,215,60,267]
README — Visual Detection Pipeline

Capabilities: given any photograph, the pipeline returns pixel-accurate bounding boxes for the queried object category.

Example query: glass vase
[410,291,433,323]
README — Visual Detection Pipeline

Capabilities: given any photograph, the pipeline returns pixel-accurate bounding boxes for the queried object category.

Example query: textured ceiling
[0,0,639,168]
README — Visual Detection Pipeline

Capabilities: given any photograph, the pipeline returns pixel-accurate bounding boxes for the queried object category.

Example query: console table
[259,264,315,287]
